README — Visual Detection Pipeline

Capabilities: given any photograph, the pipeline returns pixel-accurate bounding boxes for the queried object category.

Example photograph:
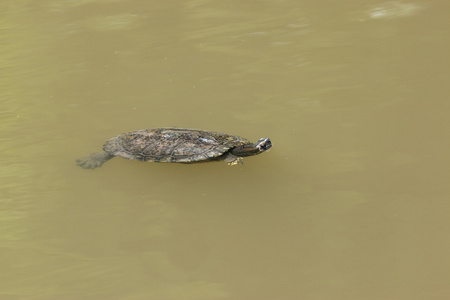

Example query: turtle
[76,127,272,169]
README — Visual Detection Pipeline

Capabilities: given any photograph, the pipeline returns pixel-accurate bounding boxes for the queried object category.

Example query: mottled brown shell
[103,128,249,163]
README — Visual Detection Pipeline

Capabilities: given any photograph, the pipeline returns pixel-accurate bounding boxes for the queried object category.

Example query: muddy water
[2,1,450,299]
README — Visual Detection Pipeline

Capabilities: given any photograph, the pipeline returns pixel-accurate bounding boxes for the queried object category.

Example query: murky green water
[2,1,450,299]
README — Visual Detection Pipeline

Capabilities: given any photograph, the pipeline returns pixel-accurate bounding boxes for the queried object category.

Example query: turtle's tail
[76,152,114,170]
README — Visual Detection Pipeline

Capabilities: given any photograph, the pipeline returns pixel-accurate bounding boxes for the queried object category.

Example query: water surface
[2,1,450,299]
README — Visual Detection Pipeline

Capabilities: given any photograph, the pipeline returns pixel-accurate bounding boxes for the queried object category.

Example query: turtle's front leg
[222,153,243,165]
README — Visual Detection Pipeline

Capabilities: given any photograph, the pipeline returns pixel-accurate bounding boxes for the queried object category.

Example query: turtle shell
[103,128,249,163]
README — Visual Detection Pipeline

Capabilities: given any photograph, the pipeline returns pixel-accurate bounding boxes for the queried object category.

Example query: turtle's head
[256,138,272,152]
[230,138,272,157]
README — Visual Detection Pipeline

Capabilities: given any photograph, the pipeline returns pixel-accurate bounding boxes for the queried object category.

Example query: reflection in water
[2,0,450,299]
[367,1,422,19]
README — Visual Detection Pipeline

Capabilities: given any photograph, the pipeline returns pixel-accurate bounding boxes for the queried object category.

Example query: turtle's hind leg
[76,152,114,169]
